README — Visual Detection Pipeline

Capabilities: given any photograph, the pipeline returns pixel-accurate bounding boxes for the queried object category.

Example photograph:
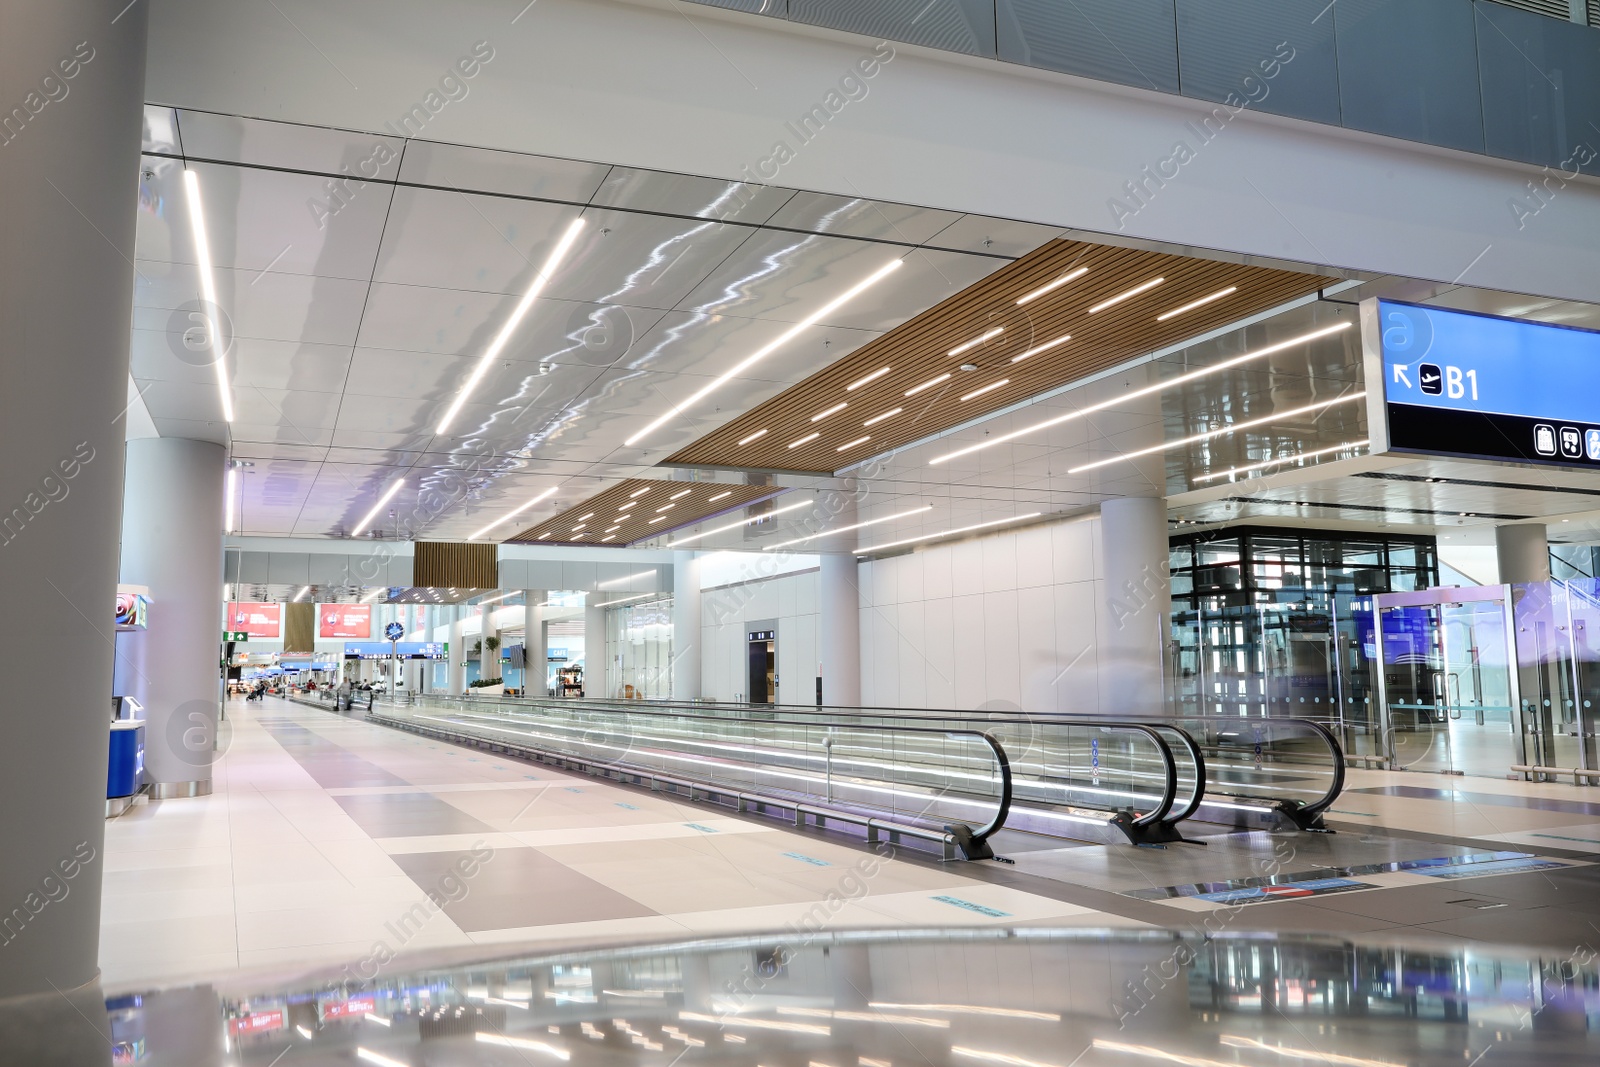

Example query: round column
[1496,523,1549,585]
[584,600,607,698]
[481,603,499,684]
[523,590,545,695]
[1099,496,1171,716]
[819,553,861,707]
[448,612,465,694]
[120,439,228,795]
[0,0,148,1005]
[671,552,702,701]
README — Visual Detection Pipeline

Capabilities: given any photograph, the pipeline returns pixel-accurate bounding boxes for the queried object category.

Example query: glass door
[1438,599,1517,777]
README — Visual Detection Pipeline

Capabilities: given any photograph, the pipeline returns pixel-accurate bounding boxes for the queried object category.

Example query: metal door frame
[1371,584,1524,771]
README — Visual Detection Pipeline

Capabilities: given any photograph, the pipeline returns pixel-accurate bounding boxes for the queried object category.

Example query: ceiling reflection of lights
[353,478,406,536]
[762,505,932,550]
[357,1050,409,1067]
[599,569,656,587]
[1010,334,1070,364]
[1088,276,1164,313]
[294,585,310,601]
[1016,266,1088,305]
[678,1011,828,1035]
[930,321,1354,466]
[468,486,558,540]
[856,513,1041,556]
[1218,1035,1398,1067]
[361,587,386,604]
[666,497,814,547]
[182,169,234,422]
[1157,285,1237,321]
[948,326,1003,356]
[626,259,902,446]
[474,1033,570,1059]
[1192,439,1370,483]
[775,1007,948,1028]
[868,1002,1060,1021]
[1067,393,1362,475]
[362,1013,390,1026]
[953,1046,1060,1067]
[436,216,586,435]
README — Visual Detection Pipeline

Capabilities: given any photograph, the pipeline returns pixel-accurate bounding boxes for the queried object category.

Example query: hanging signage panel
[319,604,372,639]
[225,602,282,638]
[1364,298,1600,468]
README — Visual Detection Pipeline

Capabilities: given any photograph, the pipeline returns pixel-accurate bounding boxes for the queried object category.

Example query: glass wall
[1169,527,1439,749]
[607,596,675,700]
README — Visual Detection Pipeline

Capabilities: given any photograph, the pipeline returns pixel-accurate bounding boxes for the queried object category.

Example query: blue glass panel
[1176,0,1341,125]
[788,0,998,57]
[996,0,1179,93]
[1334,0,1485,153]
[1475,0,1600,174]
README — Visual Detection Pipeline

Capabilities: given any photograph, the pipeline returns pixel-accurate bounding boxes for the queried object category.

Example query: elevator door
[747,629,776,704]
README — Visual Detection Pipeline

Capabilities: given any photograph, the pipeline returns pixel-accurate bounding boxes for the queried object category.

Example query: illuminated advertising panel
[225,602,281,638]
[318,604,371,639]
[1365,298,1600,468]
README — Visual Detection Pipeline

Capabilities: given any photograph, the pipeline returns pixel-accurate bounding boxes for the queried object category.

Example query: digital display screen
[114,592,148,631]
[1368,298,1600,467]
[318,604,371,639]
[225,602,282,638]
[343,642,447,659]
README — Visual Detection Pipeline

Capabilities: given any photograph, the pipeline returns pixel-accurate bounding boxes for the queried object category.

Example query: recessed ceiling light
[1015,266,1088,305]
[626,260,903,445]
[181,170,234,422]
[847,367,891,391]
[468,486,559,540]
[606,525,620,533]
[630,487,651,497]
[836,436,871,452]
[864,407,902,426]
[1157,285,1238,322]
[577,512,595,521]
[948,327,1003,357]
[600,535,616,542]
[708,490,731,502]
[655,503,675,513]
[619,501,637,511]
[538,531,552,539]
[810,402,848,422]
[572,524,586,532]
[788,432,820,449]
[738,429,768,446]
[855,513,1042,556]
[762,505,933,550]
[1068,393,1363,475]
[648,516,665,523]
[960,379,1009,402]
[905,374,950,397]
[930,321,1353,466]
[1010,334,1070,364]
[437,216,586,434]
[669,489,691,500]
[1088,276,1164,314]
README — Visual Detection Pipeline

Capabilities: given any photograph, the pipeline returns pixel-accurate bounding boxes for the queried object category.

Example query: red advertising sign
[225,603,282,638]
[321,995,376,1020]
[318,604,371,639]
[227,1010,285,1036]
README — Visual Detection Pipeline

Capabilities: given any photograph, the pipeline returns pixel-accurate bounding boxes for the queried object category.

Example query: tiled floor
[98,697,1121,991]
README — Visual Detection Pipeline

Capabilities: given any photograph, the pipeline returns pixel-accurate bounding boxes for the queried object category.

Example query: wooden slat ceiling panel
[665,238,1331,473]
[506,479,783,546]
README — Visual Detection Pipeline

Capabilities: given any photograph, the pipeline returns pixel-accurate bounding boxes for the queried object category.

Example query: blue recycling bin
[107,721,145,799]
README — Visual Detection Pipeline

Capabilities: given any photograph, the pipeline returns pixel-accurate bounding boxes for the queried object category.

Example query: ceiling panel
[397,139,611,202]
[587,166,795,225]
[762,192,963,244]
[508,479,786,546]
[176,111,406,177]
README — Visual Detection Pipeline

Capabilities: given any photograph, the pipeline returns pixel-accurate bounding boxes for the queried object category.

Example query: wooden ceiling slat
[665,238,1330,473]
[506,479,782,546]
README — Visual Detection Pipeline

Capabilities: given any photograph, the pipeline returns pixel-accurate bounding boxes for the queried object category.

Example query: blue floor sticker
[685,823,719,834]
[782,852,831,867]
[933,895,1010,918]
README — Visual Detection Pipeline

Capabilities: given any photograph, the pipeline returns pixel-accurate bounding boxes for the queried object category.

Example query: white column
[482,603,499,683]
[1496,523,1550,584]
[524,589,544,694]
[672,551,702,701]
[1098,496,1171,717]
[0,0,148,1006]
[819,553,861,707]
[584,599,607,698]
[448,612,465,694]
[120,439,228,794]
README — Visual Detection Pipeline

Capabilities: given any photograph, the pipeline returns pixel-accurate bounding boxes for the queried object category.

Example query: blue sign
[1370,299,1600,467]
[344,642,447,659]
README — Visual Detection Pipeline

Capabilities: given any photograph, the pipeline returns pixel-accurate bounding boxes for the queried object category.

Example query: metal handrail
[378,699,1015,859]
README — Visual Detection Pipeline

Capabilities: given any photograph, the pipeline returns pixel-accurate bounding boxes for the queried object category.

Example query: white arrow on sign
[1392,364,1411,388]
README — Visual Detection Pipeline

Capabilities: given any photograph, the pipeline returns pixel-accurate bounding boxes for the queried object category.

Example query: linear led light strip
[437,217,586,434]
[855,512,1041,556]
[1068,392,1363,475]
[627,259,902,446]
[929,321,1352,466]
[1192,438,1369,483]
[598,569,656,588]
[869,1003,1060,1022]
[1089,276,1164,313]
[1015,266,1087,305]
[224,468,237,532]
[182,170,234,422]
[848,367,890,390]
[353,478,405,536]
[762,505,932,550]
[960,379,1008,402]
[948,326,1002,357]
[468,485,558,540]
[1011,334,1070,364]
[1157,285,1236,321]
[592,591,657,608]
[666,497,813,547]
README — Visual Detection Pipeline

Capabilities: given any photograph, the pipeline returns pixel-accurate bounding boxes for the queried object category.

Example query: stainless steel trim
[105,795,136,818]
[147,780,213,799]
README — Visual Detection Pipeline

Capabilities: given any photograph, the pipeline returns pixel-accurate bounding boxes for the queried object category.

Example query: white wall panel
[699,568,820,702]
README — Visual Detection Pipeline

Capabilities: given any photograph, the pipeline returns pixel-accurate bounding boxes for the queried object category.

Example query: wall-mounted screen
[343,641,447,659]
[318,604,371,639]
[114,592,149,631]
[1365,298,1600,468]
[225,602,281,638]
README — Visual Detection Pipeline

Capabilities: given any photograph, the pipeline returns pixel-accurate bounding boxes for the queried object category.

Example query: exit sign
[223,631,249,642]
